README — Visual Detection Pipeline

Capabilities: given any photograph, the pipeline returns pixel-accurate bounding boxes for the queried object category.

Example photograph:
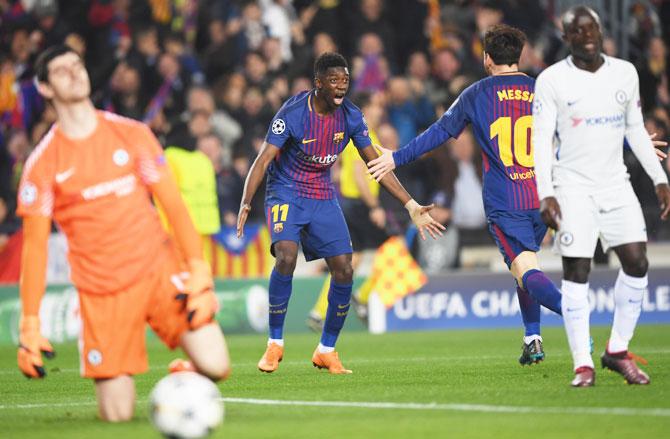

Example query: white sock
[268,338,284,347]
[318,343,334,353]
[561,280,594,370]
[609,269,646,353]
[523,334,543,344]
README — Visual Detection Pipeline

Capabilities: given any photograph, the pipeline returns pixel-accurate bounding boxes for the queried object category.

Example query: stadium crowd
[1,0,669,272]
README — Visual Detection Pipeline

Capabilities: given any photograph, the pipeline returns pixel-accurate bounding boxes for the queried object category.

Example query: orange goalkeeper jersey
[17,111,173,294]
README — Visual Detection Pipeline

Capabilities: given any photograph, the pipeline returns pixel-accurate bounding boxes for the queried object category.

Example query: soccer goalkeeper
[16,45,230,422]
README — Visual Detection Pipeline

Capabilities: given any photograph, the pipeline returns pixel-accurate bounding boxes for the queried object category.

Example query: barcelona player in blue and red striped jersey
[368,25,563,365]
[236,52,444,374]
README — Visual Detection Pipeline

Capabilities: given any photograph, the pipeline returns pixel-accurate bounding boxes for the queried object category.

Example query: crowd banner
[369,268,670,333]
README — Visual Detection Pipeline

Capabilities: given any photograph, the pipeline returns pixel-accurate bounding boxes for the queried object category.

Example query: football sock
[268,338,284,347]
[516,286,541,336]
[268,269,293,340]
[523,334,542,344]
[522,269,562,315]
[311,274,331,320]
[320,280,353,348]
[609,269,646,353]
[317,343,335,353]
[561,280,594,370]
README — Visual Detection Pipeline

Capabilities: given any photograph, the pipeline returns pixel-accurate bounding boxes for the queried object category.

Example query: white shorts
[554,184,647,258]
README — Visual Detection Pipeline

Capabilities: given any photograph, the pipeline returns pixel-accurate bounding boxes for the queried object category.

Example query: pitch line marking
[1,397,669,417]
[2,348,670,375]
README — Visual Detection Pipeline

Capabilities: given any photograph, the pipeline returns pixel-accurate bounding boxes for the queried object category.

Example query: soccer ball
[149,371,224,439]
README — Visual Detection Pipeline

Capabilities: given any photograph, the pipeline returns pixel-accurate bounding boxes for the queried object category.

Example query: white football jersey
[532,55,667,200]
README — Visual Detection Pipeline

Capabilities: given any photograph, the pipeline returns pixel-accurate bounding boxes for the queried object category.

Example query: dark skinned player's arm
[237,141,281,237]
[357,145,411,205]
[241,141,280,206]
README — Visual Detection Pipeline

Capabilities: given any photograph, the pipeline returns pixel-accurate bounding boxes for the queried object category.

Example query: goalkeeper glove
[17,315,55,378]
[176,259,219,330]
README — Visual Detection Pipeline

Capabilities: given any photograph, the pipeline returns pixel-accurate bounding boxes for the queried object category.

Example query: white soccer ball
[149,371,224,439]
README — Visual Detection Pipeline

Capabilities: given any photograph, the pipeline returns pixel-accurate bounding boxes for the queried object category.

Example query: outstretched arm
[358,145,445,240]
[367,122,452,182]
[237,141,281,237]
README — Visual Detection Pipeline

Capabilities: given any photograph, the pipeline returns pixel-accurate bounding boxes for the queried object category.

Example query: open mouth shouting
[333,93,345,105]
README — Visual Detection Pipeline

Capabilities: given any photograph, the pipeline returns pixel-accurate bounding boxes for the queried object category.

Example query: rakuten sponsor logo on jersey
[81,174,136,200]
[296,150,338,165]
[571,113,624,128]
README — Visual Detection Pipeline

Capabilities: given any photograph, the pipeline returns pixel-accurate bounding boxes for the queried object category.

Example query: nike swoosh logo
[337,304,349,309]
[567,100,579,106]
[628,299,642,304]
[565,307,585,312]
[55,167,75,183]
[302,139,317,144]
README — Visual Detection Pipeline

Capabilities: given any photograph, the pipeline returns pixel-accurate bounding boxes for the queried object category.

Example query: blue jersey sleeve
[348,106,373,149]
[265,108,292,148]
[392,90,471,167]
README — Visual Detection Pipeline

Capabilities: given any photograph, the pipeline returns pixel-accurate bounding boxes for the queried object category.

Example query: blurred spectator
[185,85,242,155]
[351,32,390,93]
[244,51,270,90]
[348,0,396,70]
[160,123,221,237]
[261,0,297,62]
[638,37,669,113]
[261,36,287,79]
[239,1,269,54]
[201,18,237,83]
[108,60,145,120]
[198,132,235,227]
[386,76,434,147]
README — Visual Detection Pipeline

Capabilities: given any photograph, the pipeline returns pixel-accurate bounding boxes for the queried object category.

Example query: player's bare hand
[405,200,446,240]
[236,203,251,238]
[656,183,670,220]
[540,197,562,230]
[650,132,668,161]
[367,145,396,182]
[369,206,386,229]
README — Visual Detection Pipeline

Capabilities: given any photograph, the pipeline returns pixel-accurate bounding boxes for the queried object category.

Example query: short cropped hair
[314,52,348,77]
[34,45,79,83]
[483,24,527,66]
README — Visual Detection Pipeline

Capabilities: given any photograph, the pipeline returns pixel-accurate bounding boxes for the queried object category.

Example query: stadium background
[0,2,669,438]
[0,0,669,327]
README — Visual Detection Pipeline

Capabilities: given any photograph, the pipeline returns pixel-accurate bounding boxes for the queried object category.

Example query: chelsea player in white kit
[533,6,670,387]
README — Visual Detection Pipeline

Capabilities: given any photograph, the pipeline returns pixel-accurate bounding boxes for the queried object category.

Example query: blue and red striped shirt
[392,73,539,214]
[265,90,372,199]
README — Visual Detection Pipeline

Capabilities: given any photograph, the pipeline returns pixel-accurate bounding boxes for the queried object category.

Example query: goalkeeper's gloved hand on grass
[176,259,219,330]
[17,315,55,379]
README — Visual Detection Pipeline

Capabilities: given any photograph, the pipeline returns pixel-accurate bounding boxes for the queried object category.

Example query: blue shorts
[487,210,548,268]
[265,193,353,261]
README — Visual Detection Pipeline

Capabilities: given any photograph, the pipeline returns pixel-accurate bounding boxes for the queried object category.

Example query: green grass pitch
[1,325,668,438]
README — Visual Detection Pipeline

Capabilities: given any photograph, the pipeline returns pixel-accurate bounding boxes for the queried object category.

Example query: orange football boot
[168,358,196,373]
[258,343,284,373]
[312,349,352,374]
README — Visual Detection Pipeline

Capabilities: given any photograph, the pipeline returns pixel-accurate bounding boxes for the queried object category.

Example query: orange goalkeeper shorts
[77,248,190,379]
